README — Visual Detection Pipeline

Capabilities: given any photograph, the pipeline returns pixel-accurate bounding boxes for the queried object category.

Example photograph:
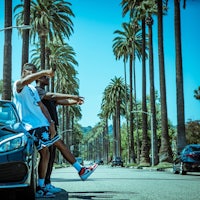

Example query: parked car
[76,157,84,166]
[173,144,200,175]
[111,156,123,167]
[0,100,37,199]
[95,159,104,165]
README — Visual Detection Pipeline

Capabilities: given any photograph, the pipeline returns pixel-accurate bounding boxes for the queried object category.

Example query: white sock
[73,161,82,172]
[38,178,45,187]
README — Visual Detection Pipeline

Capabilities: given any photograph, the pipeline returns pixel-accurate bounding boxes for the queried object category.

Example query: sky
[0,0,200,128]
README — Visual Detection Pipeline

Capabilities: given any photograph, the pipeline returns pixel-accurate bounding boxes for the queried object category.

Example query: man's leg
[38,147,50,187]
[45,145,56,185]
[54,139,98,181]
[36,147,55,198]
[45,145,62,193]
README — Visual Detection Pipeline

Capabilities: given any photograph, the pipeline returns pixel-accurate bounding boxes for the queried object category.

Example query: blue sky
[0,0,200,127]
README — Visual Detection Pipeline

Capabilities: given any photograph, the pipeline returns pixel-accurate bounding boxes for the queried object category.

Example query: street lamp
[0,25,32,32]
[131,110,154,166]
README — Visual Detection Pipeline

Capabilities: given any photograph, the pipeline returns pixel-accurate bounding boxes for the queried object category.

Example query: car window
[0,102,18,125]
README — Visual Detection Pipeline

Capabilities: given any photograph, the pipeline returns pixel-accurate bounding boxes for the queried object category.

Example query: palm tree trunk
[21,0,30,72]
[147,16,159,165]
[116,100,121,157]
[40,35,46,70]
[174,0,186,153]
[2,0,12,100]
[112,115,117,158]
[129,54,135,163]
[123,56,130,162]
[140,19,150,165]
[157,0,173,163]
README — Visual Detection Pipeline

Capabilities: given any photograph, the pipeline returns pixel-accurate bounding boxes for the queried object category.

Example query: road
[42,165,200,200]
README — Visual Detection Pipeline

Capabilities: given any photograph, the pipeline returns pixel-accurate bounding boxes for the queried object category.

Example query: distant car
[173,144,200,175]
[0,100,37,199]
[111,157,123,167]
[76,157,84,166]
[95,160,104,165]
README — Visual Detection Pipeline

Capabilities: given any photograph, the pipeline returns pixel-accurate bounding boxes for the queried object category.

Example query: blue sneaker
[45,184,62,193]
[35,186,55,198]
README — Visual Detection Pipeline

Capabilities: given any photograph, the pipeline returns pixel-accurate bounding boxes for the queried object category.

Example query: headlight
[0,133,27,152]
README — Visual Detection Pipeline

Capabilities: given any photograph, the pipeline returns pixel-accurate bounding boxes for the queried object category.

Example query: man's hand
[77,97,84,105]
[49,121,56,139]
[46,68,55,78]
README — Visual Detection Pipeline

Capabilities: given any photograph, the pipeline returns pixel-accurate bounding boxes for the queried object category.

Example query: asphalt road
[40,165,200,200]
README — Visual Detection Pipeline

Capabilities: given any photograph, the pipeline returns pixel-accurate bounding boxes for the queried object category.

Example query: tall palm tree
[21,0,30,71]
[14,0,74,70]
[174,0,187,153]
[121,0,142,163]
[113,22,142,162]
[157,0,173,163]
[121,0,152,165]
[144,0,159,165]
[2,0,12,100]
[146,15,159,165]
[113,23,142,160]
[101,77,127,158]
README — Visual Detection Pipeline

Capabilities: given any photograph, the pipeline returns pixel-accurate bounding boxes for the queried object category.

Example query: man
[35,75,84,194]
[13,63,98,198]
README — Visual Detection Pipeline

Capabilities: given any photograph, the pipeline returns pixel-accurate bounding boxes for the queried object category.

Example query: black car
[0,100,37,199]
[173,144,200,175]
[111,156,123,167]
[95,159,104,165]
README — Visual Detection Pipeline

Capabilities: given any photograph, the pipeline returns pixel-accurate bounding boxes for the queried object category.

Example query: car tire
[172,165,179,174]
[180,162,186,175]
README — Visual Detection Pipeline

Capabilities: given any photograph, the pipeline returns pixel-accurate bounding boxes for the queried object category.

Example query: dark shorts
[28,126,60,151]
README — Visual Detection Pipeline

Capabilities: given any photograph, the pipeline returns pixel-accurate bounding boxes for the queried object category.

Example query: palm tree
[157,0,173,163]
[144,1,159,165]
[121,0,152,165]
[14,0,74,70]
[174,0,187,153]
[101,77,127,158]
[121,0,141,163]
[21,0,30,71]
[146,15,159,165]
[113,22,142,162]
[2,0,12,100]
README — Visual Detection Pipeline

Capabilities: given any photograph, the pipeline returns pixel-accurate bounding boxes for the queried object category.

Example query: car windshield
[0,102,18,126]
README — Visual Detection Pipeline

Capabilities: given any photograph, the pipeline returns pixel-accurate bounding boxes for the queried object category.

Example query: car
[76,157,84,166]
[173,144,200,175]
[95,159,104,165]
[0,100,37,199]
[111,156,123,167]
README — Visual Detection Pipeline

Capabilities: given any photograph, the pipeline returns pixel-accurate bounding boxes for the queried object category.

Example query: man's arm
[16,69,54,93]
[38,101,56,138]
[56,98,84,106]
[43,92,84,101]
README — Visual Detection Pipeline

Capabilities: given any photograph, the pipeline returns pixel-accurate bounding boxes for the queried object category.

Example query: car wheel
[180,162,186,175]
[25,146,38,199]
[172,165,179,174]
